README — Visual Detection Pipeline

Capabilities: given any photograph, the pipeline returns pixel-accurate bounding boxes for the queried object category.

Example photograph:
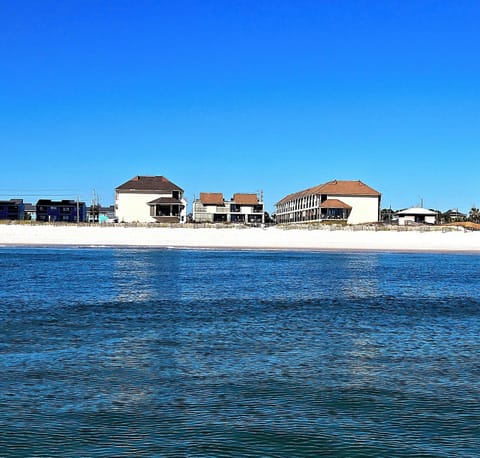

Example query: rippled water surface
[1,247,480,457]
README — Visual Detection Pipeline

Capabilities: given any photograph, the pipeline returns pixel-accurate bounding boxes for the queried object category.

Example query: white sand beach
[0,223,479,252]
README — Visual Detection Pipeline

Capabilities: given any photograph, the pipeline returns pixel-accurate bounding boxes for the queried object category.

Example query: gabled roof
[320,198,352,209]
[233,193,259,205]
[276,180,380,205]
[116,175,183,192]
[200,192,224,205]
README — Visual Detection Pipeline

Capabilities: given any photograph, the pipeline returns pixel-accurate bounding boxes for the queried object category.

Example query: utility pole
[90,189,100,223]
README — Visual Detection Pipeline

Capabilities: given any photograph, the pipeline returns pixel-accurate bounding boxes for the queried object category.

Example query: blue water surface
[0,247,479,457]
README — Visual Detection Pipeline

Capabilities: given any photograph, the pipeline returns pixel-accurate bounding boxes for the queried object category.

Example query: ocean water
[0,247,479,457]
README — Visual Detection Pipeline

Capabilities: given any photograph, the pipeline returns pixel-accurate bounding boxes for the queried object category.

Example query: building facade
[275,180,381,225]
[115,175,187,223]
[0,199,25,220]
[36,199,86,223]
[192,192,264,224]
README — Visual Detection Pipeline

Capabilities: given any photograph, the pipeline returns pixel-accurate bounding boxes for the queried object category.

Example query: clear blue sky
[1,0,479,213]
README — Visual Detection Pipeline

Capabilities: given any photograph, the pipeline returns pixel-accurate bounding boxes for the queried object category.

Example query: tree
[468,207,480,223]
[264,211,275,224]
[380,208,395,224]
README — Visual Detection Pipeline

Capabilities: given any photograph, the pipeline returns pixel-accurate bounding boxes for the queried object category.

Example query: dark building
[0,199,25,220]
[36,199,86,223]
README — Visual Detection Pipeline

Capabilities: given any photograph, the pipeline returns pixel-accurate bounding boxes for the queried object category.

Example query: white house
[192,192,264,224]
[275,180,381,225]
[395,207,438,226]
[115,175,187,223]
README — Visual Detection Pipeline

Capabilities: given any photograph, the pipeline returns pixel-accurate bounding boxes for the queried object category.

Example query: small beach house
[395,207,438,225]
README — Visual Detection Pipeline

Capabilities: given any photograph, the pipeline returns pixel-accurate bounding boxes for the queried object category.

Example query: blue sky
[1,0,479,213]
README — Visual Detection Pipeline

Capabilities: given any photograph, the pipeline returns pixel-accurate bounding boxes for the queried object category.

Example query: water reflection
[113,249,183,303]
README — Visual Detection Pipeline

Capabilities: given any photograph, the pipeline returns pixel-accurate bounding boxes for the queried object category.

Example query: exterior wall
[116,192,165,223]
[398,215,414,226]
[333,195,380,224]
[36,201,86,223]
[0,201,24,220]
[275,194,322,224]
[398,215,436,226]
[192,202,228,222]
[276,194,380,224]
[192,200,264,224]
[116,191,187,223]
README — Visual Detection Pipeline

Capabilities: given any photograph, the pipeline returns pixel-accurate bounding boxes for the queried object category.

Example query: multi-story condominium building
[192,192,264,224]
[275,180,381,225]
[0,199,25,220]
[36,199,86,223]
[115,175,187,223]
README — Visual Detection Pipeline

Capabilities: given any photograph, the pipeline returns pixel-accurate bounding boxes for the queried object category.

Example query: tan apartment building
[275,180,381,225]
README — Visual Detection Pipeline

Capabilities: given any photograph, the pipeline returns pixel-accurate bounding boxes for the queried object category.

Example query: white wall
[398,215,436,226]
[332,195,380,224]
[116,192,162,223]
[116,192,188,223]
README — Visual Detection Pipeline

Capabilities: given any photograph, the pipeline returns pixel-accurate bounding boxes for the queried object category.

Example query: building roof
[276,180,381,205]
[0,199,23,205]
[200,192,224,205]
[445,209,466,217]
[36,199,84,205]
[233,193,259,205]
[147,197,184,205]
[116,175,183,192]
[320,198,352,209]
[395,207,438,216]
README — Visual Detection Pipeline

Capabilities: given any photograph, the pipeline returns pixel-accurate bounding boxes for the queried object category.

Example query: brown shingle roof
[200,192,224,205]
[319,198,352,209]
[147,197,184,205]
[116,176,183,192]
[276,180,380,205]
[233,193,259,205]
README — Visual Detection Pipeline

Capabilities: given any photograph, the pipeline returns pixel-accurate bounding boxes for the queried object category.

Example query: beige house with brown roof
[193,192,264,224]
[115,175,187,223]
[275,180,381,225]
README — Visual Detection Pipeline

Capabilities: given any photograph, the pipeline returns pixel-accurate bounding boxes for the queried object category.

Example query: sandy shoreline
[0,224,479,253]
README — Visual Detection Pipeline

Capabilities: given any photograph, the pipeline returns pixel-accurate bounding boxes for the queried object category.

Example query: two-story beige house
[115,175,187,223]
